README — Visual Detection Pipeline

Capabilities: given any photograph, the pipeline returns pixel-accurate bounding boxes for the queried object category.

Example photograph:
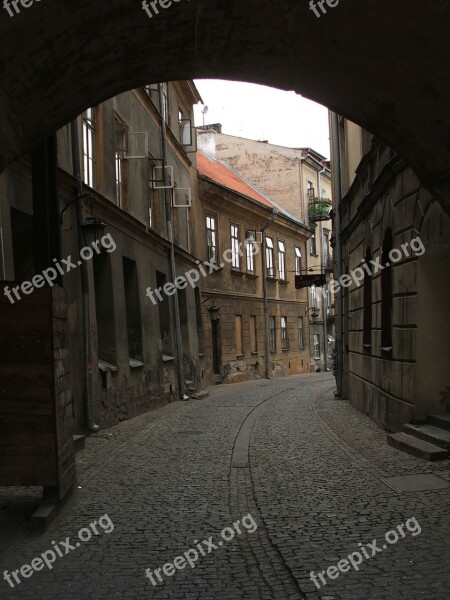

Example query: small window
[82,108,96,187]
[381,230,393,351]
[278,241,286,280]
[281,316,288,350]
[266,236,275,277]
[250,316,257,354]
[122,257,143,361]
[115,115,128,208]
[206,215,217,262]
[295,247,302,276]
[298,317,304,349]
[363,248,373,348]
[311,285,319,309]
[246,231,256,273]
[310,228,317,255]
[235,315,243,356]
[231,224,240,269]
[269,316,276,352]
[313,334,320,359]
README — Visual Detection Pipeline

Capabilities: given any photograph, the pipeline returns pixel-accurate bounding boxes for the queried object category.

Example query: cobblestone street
[1,373,449,599]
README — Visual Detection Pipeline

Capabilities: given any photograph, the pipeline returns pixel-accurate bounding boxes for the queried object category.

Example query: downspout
[70,120,100,432]
[317,167,328,371]
[261,209,277,379]
[330,112,343,396]
[158,84,187,400]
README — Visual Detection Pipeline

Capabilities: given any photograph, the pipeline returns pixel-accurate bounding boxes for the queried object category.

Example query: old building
[330,116,450,433]
[197,128,335,371]
[0,80,206,498]
[193,150,313,384]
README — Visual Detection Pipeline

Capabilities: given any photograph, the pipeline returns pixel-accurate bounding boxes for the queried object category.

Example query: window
[250,316,257,354]
[269,316,276,351]
[265,236,275,277]
[295,247,302,276]
[298,317,304,349]
[161,82,169,124]
[179,107,193,146]
[115,116,128,208]
[231,224,240,269]
[235,315,243,356]
[311,285,319,309]
[310,228,317,255]
[281,316,288,350]
[93,253,116,364]
[246,230,256,273]
[82,108,96,187]
[194,288,205,354]
[363,248,372,348]
[278,240,286,280]
[307,180,315,200]
[156,271,172,354]
[313,334,320,359]
[122,258,143,361]
[381,230,393,351]
[206,215,217,262]
[323,231,330,267]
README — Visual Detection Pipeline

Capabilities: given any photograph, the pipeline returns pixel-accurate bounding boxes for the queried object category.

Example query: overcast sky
[193,80,331,158]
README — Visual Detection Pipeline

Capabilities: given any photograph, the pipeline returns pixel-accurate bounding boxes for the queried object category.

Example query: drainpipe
[261,209,277,379]
[317,167,328,371]
[158,84,187,400]
[70,120,100,432]
[330,112,343,396]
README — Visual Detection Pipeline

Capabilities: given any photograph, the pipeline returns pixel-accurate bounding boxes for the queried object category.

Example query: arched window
[363,248,372,349]
[381,229,393,352]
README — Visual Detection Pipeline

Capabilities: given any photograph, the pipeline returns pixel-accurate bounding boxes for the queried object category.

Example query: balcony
[308,197,332,222]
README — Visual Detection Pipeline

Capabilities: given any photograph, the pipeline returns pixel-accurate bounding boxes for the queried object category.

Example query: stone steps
[403,423,450,450]
[387,432,449,461]
[427,413,450,431]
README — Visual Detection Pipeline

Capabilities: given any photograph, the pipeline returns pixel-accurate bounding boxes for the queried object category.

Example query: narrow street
[1,373,449,599]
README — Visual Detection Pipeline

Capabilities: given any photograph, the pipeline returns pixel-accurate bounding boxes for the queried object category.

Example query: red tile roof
[197,151,275,210]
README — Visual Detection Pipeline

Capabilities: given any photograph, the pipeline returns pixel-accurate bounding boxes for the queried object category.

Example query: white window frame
[313,334,320,359]
[231,224,240,269]
[265,236,275,278]
[295,246,302,276]
[298,317,304,349]
[278,240,286,280]
[206,215,217,263]
[82,108,95,188]
[281,316,288,350]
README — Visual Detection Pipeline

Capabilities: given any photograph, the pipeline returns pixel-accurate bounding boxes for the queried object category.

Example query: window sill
[380,346,393,354]
[231,269,245,276]
[199,353,205,358]
[98,360,118,373]
[266,277,278,282]
[236,354,245,360]
[162,354,175,362]
[129,358,145,369]
[246,273,258,279]
[251,351,258,356]
[279,279,289,285]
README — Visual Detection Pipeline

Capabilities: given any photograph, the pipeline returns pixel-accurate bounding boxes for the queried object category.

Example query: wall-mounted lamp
[305,306,320,323]
[81,216,107,245]
[207,303,220,322]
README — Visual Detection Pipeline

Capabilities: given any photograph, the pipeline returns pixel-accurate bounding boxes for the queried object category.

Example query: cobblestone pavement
[1,373,449,599]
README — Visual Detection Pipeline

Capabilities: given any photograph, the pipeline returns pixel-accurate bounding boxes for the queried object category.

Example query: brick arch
[0,0,449,210]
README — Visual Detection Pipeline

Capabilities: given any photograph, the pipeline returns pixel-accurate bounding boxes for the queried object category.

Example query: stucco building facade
[330,117,450,432]
[197,129,335,371]
[194,150,313,384]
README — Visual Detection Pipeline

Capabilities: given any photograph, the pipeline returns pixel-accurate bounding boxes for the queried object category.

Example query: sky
[193,80,331,158]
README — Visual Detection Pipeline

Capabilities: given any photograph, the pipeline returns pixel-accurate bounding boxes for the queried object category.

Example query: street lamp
[207,303,220,322]
[81,215,107,246]
[305,306,320,323]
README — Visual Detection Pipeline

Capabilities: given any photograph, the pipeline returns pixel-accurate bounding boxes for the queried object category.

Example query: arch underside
[0,0,449,210]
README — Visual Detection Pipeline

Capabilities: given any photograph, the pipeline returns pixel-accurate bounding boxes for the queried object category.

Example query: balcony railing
[308,197,332,222]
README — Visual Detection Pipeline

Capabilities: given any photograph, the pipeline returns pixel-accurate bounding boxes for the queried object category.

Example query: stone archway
[0,1,449,210]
